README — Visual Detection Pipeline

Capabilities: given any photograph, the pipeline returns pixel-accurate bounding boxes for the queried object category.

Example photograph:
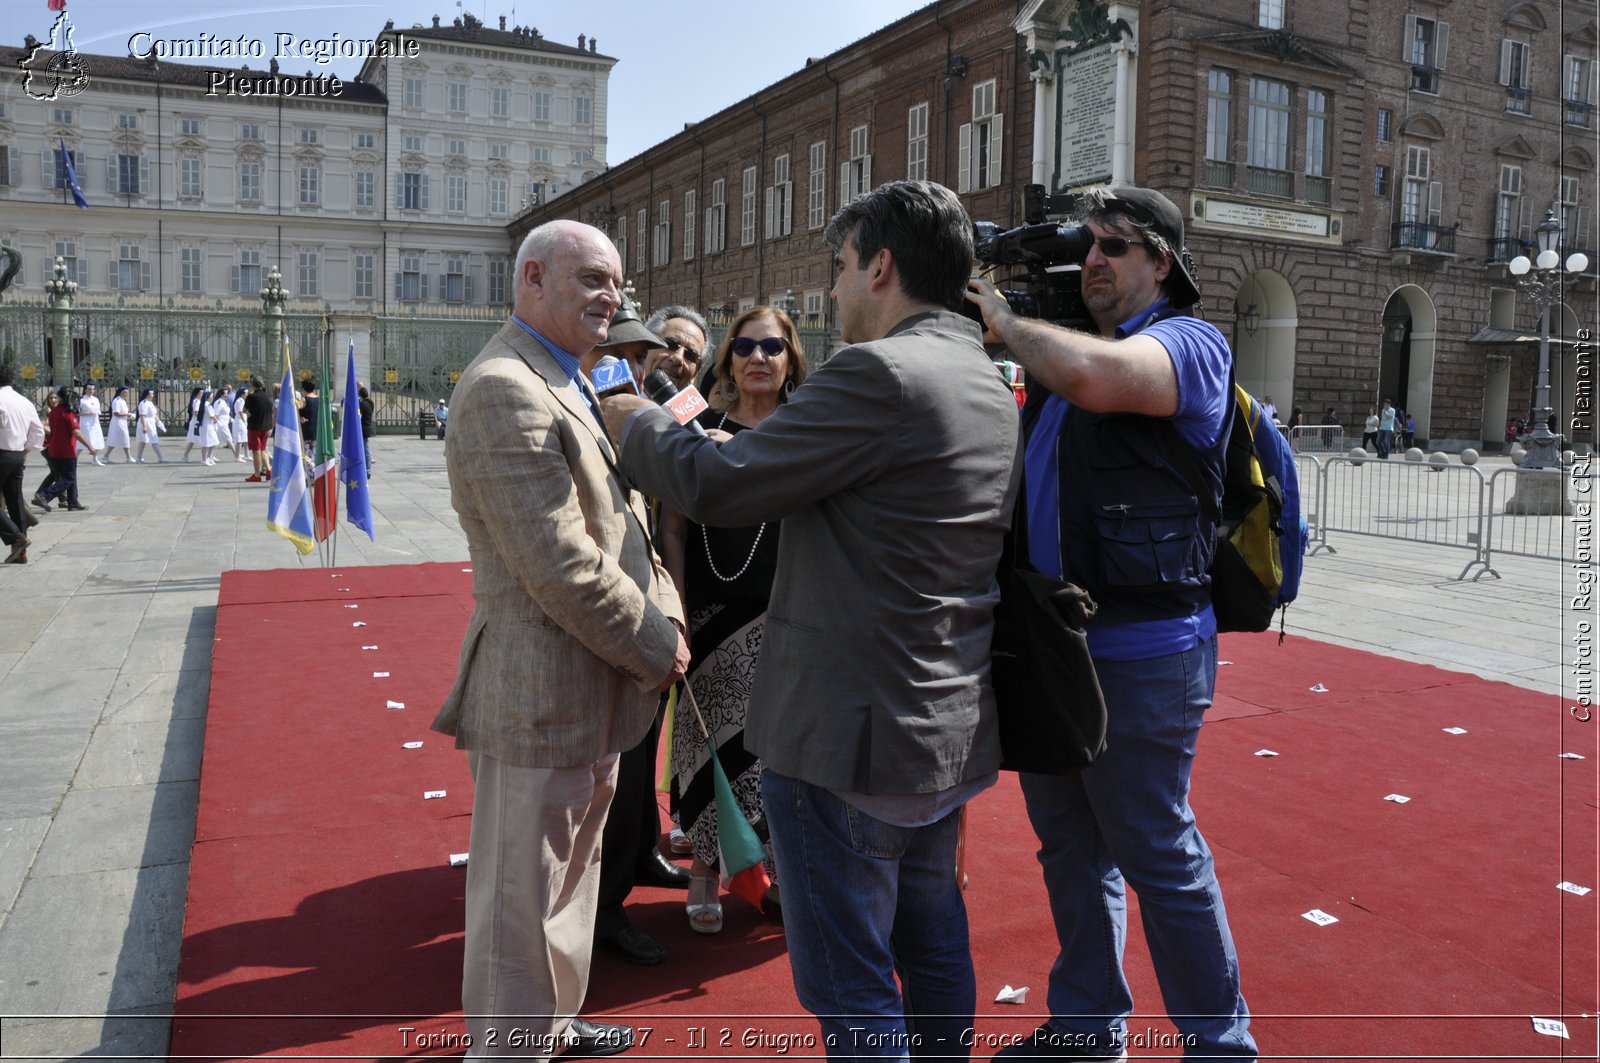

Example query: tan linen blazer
[431,320,684,768]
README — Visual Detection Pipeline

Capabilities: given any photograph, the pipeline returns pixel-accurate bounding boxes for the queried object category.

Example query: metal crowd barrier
[1481,466,1596,573]
[1293,454,1596,581]
[1288,423,1345,454]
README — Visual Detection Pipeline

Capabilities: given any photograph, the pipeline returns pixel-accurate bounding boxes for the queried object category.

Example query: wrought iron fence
[368,306,504,431]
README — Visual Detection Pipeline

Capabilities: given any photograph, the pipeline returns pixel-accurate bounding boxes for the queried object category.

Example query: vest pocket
[1094,497,1200,586]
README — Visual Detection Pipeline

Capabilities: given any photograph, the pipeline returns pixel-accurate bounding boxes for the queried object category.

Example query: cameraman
[966,186,1256,1061]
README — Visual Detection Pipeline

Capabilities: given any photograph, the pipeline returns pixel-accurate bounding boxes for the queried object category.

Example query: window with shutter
[741,166,757,246]
[808,142,826,229]
[685,189,696,260]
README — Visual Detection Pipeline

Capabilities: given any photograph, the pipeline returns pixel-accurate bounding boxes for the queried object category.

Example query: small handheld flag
[681,683,771,911]
[340,339,374,540]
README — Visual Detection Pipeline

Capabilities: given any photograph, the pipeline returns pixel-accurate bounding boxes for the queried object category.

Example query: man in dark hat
[585,294,665,385]
[968,187,1256,1061]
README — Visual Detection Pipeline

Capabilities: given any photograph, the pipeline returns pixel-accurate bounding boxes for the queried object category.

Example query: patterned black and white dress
[672,412,781,880]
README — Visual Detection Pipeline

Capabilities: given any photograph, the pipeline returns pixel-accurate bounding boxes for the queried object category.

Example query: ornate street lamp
[1504,208,1587,513]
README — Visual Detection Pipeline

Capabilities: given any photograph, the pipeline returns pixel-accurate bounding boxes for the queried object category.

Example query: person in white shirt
[105,386,134,463]
[0,364,47,563]
[134,389,165,464]
[78,383,106,465]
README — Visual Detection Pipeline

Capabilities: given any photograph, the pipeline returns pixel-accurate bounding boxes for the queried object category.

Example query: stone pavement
[0,443,1582,1060]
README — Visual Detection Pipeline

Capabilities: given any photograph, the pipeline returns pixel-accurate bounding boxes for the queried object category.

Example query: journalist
[967,186,1257,1061]
[603,180,1019,1058]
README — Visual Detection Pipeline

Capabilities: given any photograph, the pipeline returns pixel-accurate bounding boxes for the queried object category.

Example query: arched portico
[1378,286,1438,442]
[1232,270,1297,417]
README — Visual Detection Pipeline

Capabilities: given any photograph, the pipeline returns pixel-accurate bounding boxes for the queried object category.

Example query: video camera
[970,184,1095,328]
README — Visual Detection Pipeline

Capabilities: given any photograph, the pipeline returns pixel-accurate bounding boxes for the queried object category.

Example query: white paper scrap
[424,789,447,800]
[1302,909,1339,926]
[449,852,469,867]
[1309,683,1329,693]
[1218,659,1233,666]
[386,699,405,710]
[353,622,367,628]
[344,604,359,609]
[1383,794,1411,804]
[1560,752,1586,760]
[362,645,379,651]
[1442,727,1467,735]
[1557,882,1592,896]
[1254,749,1279,758]
[461,568,473,573]
[373,671,390,678]
[1530,1017,1570,1039]
[993,984,1029,1004]
[403,741,424,749]
[337,588,350,593]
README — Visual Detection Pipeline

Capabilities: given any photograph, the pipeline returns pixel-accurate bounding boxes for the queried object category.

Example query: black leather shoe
[635,849,691,889]
[596,924,666,966]
[562,1017,634,1057]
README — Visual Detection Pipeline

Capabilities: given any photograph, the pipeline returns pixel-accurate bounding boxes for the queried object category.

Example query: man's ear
[867,248,896,293]
[520,257,544,294]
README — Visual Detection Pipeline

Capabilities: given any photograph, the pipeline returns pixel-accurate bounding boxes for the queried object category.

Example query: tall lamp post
[1504,208,1587,513]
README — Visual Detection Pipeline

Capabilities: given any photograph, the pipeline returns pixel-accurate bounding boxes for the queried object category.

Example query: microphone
[642,370,708,436]
[591,354,640,400]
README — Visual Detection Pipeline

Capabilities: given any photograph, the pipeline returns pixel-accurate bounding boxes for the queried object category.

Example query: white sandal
[687,872,723,934]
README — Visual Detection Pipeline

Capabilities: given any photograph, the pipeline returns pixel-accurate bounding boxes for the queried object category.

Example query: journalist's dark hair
[0,364,12,388]
[823,180,975,312]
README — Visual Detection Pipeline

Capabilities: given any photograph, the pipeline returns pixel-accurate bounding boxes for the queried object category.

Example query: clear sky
[4,0,927,164]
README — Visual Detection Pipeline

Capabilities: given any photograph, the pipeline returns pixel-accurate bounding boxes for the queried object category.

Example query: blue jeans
[1376,429,1393,458]
[764,770,975,1060]
[1017,637,1256,1059]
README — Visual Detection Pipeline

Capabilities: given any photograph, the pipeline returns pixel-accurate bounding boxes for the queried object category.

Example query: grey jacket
[619,310,1021,793]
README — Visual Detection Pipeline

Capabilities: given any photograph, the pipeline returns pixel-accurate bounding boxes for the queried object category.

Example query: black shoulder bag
[990,476,1108,774]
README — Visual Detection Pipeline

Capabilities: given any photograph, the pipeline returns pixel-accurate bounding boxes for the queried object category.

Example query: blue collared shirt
[511,315,604,427]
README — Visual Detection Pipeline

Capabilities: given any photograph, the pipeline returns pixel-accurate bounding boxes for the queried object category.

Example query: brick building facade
[515,0,1597,450]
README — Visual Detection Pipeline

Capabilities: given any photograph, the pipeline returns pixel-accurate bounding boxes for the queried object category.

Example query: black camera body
[971,184,1094,329]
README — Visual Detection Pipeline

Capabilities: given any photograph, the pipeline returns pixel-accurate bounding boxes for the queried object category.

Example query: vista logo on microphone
[664,387,709,426]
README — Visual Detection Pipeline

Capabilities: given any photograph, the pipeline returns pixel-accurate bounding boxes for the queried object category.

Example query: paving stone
[30,782,199,876]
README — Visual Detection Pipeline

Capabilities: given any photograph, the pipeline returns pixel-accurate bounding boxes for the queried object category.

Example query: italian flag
[311,355,338,541]
[711,752,771,911]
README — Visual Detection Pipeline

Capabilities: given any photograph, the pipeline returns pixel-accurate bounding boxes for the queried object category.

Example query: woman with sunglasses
[659,306,809,935]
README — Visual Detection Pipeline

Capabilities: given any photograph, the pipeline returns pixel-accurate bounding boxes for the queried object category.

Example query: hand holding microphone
[642,370,709,437]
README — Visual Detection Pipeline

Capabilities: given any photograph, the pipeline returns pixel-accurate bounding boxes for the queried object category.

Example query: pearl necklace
[701,411,767,583]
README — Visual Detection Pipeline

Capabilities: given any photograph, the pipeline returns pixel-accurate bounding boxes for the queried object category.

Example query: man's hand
[965,277,1013,346]
[658,630,690,692]
[600,393,653,442]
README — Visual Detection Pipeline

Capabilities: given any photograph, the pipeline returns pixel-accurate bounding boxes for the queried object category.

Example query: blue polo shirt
[1023,299,1231,662]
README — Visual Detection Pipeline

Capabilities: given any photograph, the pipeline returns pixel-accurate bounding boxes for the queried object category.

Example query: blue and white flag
[340,338,374,540]
[59,138,87,210]
[266,349,315,554]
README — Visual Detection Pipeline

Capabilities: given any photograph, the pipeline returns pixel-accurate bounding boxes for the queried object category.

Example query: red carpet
[171,564,1596,1061]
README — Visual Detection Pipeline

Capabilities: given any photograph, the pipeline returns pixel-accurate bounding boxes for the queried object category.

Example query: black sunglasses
[661,337,701,362]
[730,336,788,358]
[1092,236,1145,258]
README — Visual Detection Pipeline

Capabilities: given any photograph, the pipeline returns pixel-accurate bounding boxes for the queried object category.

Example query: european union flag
[340,338,374,541]
[59,138,87,210]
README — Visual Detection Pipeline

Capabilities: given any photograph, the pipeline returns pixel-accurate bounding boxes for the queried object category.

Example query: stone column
[44,257,78,386]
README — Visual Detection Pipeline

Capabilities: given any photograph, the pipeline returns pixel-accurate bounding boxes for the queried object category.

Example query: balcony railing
[1567,99,1595,127]
[1391,221,1456,253]
[1203,159,1234,189]
[1245,166,1293,198]
[1505,86,1532,115]
[1411,64,1440,94]
[1304,175,1331,206]
[1487,236,1529,263]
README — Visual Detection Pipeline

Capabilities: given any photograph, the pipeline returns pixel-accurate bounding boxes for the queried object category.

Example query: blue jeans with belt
[1016,636,1256,1059]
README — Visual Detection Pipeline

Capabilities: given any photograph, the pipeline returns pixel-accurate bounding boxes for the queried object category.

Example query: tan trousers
[463,750,619,1061]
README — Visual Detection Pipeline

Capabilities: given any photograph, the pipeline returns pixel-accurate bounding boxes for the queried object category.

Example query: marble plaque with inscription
[1058,44,1118,189]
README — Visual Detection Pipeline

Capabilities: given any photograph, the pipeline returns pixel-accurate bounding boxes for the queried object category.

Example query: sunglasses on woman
[730,336,788,358]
